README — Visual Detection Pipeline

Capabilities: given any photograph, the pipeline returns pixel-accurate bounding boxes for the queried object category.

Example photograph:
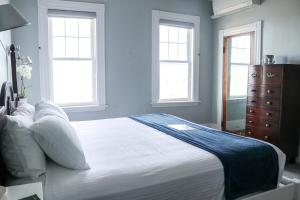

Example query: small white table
[6,182,43,200]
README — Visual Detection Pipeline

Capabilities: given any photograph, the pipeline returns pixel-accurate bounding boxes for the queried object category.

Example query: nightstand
[7,182,43,200]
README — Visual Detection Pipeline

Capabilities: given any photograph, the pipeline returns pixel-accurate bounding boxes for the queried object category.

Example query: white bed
[42,117,286,200]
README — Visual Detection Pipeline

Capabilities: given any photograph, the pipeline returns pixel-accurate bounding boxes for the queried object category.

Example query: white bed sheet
[44,118,285,200]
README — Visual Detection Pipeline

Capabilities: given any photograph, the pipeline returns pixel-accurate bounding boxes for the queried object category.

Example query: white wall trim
[216,21,262,127]
[38,0,106,112]
[151,10,200,107]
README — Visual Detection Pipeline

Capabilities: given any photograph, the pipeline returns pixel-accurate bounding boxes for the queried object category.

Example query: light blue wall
[0,31,11,84]
[11,0,214,123]
[211,0,300,123]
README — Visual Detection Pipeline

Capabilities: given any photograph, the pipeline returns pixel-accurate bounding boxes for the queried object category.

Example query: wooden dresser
[246,64,300,161]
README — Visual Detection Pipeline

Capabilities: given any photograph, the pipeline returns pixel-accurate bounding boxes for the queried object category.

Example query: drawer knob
[266,73,275,78]
[266,101,272,105]
[251,73,258,78]
[248,131,252,135]
[266,112,272,116]
[251,100,257,103]
[249,110,254,113]
[251,89,257,92]
[265,124,271,128]
[267,90,273,94]
[248,121,254,124]
[264,136,269,140]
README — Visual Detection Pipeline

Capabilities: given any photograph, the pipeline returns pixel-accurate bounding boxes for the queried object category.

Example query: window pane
[79,19,91,37]
[79,38,91,58]
[160,25,169,43]
[52,60,93,104]
[230,35,251,64]
[160,43,168,60]
[160,62,189,99]
[178,28,188,43]
[52,18,65,37]
[65,18,78,37]
[52,37,65,58]
[178,44,187,61]
[66,37,79,57]
[229,64,248,97]
[169,26,178,43]
[169,43,178,60]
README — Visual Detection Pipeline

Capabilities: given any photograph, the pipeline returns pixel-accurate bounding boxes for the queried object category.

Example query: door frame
[216,21,262,129]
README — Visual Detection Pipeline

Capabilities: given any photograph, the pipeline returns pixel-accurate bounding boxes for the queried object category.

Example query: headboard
[0,81,15,186]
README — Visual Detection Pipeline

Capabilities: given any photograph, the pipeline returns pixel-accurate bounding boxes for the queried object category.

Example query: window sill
[151,101,201,107]
[62,104,108,113]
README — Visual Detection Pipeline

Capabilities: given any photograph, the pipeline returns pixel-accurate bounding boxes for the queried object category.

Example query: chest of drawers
[246,64,300,161]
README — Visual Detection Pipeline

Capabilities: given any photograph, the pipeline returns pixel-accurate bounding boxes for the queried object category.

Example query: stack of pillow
[0,101,89,180]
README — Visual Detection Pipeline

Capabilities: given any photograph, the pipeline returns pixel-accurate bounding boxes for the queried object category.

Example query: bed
[0,82,299,200]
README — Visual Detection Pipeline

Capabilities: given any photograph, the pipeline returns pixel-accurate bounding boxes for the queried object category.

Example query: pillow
[34,101,69,121]
[13,102,35,119]
[0,115,46,179]
[31,116,89,170]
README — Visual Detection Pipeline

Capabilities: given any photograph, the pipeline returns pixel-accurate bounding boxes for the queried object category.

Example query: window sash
[48,16,97,106]
[158,25,193,102]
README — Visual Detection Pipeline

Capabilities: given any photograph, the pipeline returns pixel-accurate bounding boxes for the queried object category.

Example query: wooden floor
[284,164,300,179]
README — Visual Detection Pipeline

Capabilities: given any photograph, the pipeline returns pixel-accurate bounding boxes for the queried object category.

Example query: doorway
[222,33,255,134]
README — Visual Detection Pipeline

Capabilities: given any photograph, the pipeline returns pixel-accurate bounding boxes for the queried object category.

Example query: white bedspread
[44,118,285,200]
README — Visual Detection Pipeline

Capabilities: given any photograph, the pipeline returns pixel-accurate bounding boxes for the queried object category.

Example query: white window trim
[216,21,262,128]
[38,0,106,112]
[151,10,200,107]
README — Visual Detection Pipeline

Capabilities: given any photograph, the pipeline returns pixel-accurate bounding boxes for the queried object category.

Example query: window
[152,10,200,107]
[38,1,105,112]
[227,34,253,99]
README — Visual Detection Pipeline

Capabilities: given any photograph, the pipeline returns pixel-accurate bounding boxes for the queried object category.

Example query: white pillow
[0,115,46,179]
[13,102,35,119]
[34,101,69,121]
[31,116,89,170]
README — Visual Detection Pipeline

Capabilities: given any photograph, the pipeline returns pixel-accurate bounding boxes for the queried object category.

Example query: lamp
[0,2,30,97]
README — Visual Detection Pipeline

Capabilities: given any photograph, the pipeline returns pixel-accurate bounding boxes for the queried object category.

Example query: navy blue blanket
[130,114,279,200]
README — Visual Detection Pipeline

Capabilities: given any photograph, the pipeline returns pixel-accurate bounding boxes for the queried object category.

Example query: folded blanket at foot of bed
[130,114,279,200]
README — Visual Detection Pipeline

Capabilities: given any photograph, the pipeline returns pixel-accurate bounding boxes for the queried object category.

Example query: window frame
[152,10,200,107]
[38,0,106,112]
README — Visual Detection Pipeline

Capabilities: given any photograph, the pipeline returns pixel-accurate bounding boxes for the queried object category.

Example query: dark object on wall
[10,44,18,95]
[246,64,300,162]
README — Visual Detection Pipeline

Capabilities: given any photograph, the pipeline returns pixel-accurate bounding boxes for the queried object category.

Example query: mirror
[222,33,255,135]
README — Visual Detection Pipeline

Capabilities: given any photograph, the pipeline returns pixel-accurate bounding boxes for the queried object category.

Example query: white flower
[17,65,32,80]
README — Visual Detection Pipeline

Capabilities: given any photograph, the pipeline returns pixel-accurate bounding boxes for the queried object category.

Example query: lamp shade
[0,4,30,32]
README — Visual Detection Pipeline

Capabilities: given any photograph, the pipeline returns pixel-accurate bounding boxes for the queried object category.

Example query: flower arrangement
[16,56,32,99]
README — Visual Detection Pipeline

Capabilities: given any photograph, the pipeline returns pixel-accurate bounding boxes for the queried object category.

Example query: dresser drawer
[246,106,280,121]
[247,97,281,110]
[246,115,279,131]
[248,66,262,85]
[263,66,283,85]
[245,126,279,143]
[247,86,281,98]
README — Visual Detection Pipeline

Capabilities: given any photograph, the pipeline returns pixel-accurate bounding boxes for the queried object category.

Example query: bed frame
[0,81,299,199]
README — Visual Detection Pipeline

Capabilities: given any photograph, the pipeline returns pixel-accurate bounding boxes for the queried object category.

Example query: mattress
[44,118,285,200]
